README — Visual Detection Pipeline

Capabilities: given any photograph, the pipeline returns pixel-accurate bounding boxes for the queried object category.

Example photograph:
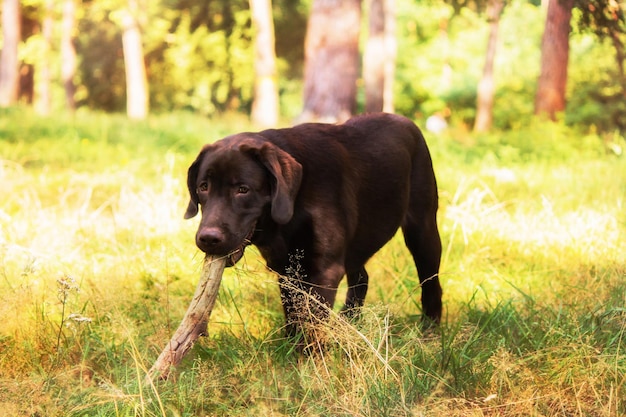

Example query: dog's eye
[237,185,250,194]
[197,182,208,192]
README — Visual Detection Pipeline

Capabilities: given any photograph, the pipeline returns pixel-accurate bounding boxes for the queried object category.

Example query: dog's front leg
[278,259,344,352]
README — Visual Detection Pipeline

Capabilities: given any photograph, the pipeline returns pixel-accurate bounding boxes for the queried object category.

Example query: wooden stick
[146,255,226,382]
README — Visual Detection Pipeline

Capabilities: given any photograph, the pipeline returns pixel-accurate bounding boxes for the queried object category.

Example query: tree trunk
[534,0,573,120]
[61,0,77,111]
[121,0,149,120]
[0,0,21,107]
[473,0,505,132]
[299,0,361,123]
[250,0,279,127]
[364,0,384,113]
[364,0,396,113]
[36,0,53,115]
[382,0,396,113]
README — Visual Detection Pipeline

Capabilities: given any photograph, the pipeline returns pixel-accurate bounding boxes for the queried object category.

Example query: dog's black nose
[197,227,225,247]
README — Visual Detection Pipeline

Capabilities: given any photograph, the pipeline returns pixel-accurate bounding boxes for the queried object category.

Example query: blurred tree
[364,0,384,112]
[250,0,279,127]
[364,0,396,113]
[36,0,53,115]
[382,0,396,113]
[444,0,507,131]
[535,0,574,120]
[0,0,21,107]
[533,0,622,123]
[118,0,149,119]
[473,0,505,132]
[299,0,361,122]
[61,0,77,111]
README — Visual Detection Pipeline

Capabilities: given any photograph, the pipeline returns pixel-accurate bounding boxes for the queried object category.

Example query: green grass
[1,107,625,416]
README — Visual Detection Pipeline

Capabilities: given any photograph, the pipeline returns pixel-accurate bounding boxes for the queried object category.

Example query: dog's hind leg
[402,213,443,324]
[341,266,369,318]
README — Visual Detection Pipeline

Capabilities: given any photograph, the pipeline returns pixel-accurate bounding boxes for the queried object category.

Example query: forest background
[0,0,625,133]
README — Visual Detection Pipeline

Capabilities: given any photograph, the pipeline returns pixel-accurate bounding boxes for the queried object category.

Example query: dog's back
[257,114,440,285]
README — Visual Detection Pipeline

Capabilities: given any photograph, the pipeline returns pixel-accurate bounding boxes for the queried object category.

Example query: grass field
[1,107,625,416]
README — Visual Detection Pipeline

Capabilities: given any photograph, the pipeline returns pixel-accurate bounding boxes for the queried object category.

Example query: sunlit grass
[0,109,625,416]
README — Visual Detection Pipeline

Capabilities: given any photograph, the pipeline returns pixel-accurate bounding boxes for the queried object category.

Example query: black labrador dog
[185,113,442,339]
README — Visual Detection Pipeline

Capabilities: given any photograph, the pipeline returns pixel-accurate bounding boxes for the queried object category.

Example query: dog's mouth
[225,224,256,267]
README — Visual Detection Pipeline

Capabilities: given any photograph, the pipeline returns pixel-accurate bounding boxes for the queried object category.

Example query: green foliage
[1,110,625,415]
[394,0,545,128]
[566,33,626,131]
[273,0,309,79]
[77,0,256,114]
[76,12,127,111]
[395,0,626,134]
[73,0,306,115]
[14,0,626,132]
[394,1,458,118]
[573,0,626,40]
[440,118,611,166]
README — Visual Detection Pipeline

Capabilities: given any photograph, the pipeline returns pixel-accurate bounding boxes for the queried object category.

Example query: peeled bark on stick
[146,255,226,381]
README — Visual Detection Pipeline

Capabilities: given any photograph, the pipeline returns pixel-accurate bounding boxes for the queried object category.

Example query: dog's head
[185,134,302,264]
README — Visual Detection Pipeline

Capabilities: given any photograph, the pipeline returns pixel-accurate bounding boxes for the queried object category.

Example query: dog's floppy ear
[241,139,303,224]
[184,147,209,219]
